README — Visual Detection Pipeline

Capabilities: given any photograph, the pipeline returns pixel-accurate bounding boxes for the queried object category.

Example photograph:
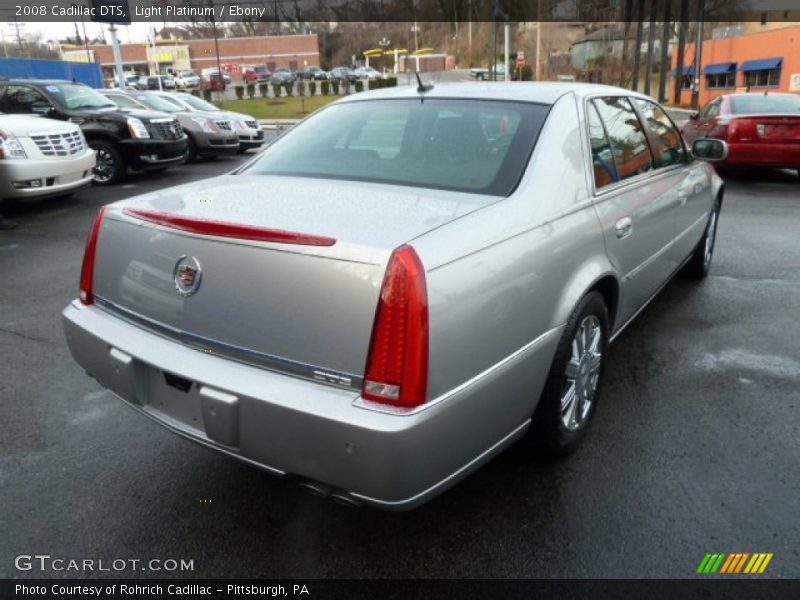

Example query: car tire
[88,139,125,186]
[530,291,610,457]
[237,147,249,154]
[683,197,721,279]
[185,136,198,163]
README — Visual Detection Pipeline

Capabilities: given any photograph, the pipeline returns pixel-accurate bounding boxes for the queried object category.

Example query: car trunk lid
[91,174,488,388]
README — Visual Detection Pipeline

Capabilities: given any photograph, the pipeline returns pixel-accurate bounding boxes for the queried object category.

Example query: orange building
[672,25,800,108]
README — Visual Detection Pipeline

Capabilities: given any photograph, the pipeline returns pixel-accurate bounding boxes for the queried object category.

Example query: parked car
[0,113,95,200]
[63,83,726,510]
[0,79,187,185]
[243,65,272,83]
[681,92,800,176]
[134,75,176,91]
[175,70,201,89]
[269,69,297,84]
[299,66,328,81]
[354,66,382,80]
[328,67,358,83]
[201,68,231,86]
[158,91,264,153]
[470,64,507,80]
[101,90,238,161]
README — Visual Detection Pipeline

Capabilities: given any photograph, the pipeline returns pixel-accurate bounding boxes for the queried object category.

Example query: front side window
[634,99,686,168]
[591,97,654,182]
[3,85,47,113]
[243,98,549,197]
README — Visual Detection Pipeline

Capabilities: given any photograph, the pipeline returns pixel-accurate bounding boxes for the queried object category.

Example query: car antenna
[415,71,433,93]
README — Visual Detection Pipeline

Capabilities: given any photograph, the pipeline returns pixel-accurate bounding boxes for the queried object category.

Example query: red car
[682,93,800,175]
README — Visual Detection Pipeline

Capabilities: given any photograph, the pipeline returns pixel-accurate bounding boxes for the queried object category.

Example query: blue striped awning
[703,62,736,75]
[740,57,782,72]
[671,66,695,76]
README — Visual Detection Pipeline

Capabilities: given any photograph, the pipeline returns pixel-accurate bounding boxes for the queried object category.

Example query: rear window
[243,98,549,196]
[731,94,800,114]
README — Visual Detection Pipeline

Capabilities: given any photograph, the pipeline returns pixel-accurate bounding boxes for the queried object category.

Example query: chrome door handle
[615,217,633,239]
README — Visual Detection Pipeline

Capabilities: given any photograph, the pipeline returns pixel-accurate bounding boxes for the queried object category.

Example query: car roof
[3,78,85,86]
[336,81,654,106]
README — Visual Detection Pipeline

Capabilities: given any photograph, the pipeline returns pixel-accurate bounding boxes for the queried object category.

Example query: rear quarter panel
[413,93,614,427]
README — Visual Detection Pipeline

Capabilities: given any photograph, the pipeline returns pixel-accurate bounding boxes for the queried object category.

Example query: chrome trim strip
[353,326,562,416]
[350,420,531,508]
[93,296,362,392]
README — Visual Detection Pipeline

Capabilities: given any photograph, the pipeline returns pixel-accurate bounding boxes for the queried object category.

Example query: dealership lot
[1,147,799,578]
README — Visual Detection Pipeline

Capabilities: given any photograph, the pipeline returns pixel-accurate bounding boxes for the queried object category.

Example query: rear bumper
[725,142,800,167]
[120,138,188,171]
[0,150,96,199]
[62,301,555,510]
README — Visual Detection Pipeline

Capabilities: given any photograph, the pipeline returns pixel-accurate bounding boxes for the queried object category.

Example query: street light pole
[108,24,125,89]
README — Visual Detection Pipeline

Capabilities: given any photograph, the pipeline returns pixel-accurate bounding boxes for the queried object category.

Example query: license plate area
[145,368,204,433]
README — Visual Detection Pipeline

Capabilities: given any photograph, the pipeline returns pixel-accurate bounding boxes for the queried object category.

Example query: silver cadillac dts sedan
[63,83,726,510]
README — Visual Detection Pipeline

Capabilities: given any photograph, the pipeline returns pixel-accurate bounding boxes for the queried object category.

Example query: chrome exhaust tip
[298,479,334,498]
[330,490,362,508]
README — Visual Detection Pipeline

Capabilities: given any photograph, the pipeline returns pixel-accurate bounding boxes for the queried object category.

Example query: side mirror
[692,138,728,162]
[31,101,54,116]
[689,113,699,120]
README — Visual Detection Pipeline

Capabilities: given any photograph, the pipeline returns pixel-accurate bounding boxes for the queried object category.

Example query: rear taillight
[708,118,730,141]
[362,245,429,408]
[79,206,108,305]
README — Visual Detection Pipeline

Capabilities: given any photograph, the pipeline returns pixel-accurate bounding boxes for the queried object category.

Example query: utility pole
[211,0,224,102]
[80,15,91,63]
[108,24,125,89]
[632,0,645,91]
[535,0,541,81]
[504,23,510,82]
[644,0,657,96]
[675,0,688,104]
[692,0,705,109]
[658,0,671,102]
[620,0,633,87]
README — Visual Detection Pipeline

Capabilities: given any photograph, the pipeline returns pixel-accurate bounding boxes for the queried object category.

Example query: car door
[682,97,722,144]
[586,96,680,329]
[634,98,713,264]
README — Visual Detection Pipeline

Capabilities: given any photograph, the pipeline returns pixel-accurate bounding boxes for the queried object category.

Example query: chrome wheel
[561,315,603,431]
[93,148,116,184]
[703,210,718,268]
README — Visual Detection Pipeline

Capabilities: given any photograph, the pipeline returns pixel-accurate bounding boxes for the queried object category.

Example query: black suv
[0,79,187,185]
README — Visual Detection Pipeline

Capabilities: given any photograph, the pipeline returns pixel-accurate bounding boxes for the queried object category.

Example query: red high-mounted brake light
[79,206,108,305]
[123,207,336,247]
[362,245,429,408]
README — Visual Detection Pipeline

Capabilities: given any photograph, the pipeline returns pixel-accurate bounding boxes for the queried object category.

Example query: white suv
[0,113,96,200]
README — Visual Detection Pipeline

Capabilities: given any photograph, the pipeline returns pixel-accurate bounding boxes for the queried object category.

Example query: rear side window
[244,98,549,197]
[587,102,618,189]
[591,96,654,182]
[634,99,686,168]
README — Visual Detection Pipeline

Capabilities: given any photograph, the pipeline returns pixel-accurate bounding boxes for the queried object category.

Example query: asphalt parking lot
[1,147,799,578]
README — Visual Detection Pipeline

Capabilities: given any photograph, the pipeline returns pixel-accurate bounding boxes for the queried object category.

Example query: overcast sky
[3,21,160,46]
